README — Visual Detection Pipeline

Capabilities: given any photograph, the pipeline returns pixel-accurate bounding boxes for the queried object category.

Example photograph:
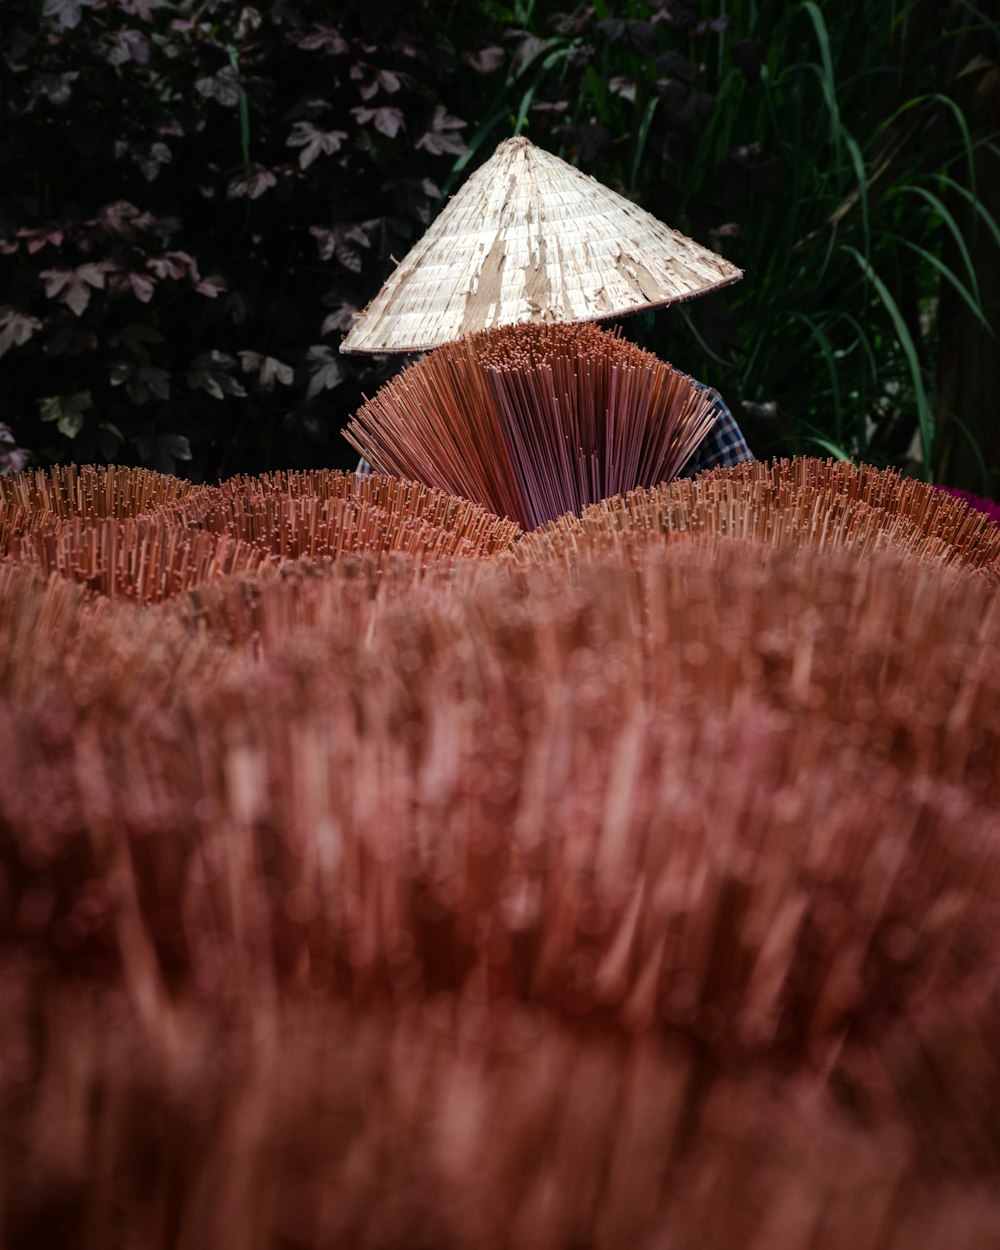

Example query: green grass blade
[630,96,659,193]
[798,432,854,460]
[941,410,992,493]
[787,310,844,442]
[934,172,1000,253]
[897,182,981,300]
[844,244,934,479]
[884,230,992,332]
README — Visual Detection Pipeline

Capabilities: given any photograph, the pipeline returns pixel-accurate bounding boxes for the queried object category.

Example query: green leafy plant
[444,0,1000,487]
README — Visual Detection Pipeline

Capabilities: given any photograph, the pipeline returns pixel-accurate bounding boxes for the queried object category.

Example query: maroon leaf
[0,307,43,357]
[195,68,241,108]
[609,76,637,102]
[106,28,151,66]
[42,0,95,30]
[0,422,29,474]
[38,390,92,438]
[91,201,142,238]
[415,106,467,156]
[234,6,263,40]
[187,351,246,399]
[351,106,404,139]
[109,270,156,303]
[239,350,294,391]
[309,225,370,272]
[40,263,110,315]
[462,46,504,74]
[96,423,123,462]
[320,305,359,336]
[287,123,348,170]
[112,322,164,362]
[15,225,64,254]
[43,320,98,356]
[194,274,226,298]
[34,71,79,105]
[119,0,170,18]
[227,164,277,200]
[146,250,197,280]
[111,359,172,404]
[298,26,348,56]
[305,345,345,399]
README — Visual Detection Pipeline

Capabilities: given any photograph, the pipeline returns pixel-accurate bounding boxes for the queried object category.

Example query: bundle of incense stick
[3,543,997,1027]
[5,515,270,604]
[516,456,1000,574]
[2,982,998,1250]
[174,555,458,654]
[1,467,520,605]
[0,538,998,1245]
[344,322,717,528]
[0,461,197,518]
[198,469,521,562]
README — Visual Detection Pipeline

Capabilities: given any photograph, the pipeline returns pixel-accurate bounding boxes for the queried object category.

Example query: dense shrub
[0,0,499,477]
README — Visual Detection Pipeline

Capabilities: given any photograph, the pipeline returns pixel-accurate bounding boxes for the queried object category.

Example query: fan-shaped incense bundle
[515,456,1000,573]
[345,322,717,528]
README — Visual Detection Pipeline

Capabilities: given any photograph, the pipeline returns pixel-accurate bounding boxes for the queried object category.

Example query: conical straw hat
[340,135,742,355]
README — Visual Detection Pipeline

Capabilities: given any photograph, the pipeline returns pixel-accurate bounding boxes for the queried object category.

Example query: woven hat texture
[340,136,742,354]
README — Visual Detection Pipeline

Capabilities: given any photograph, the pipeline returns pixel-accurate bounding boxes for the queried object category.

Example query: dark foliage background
[1,0,998,489]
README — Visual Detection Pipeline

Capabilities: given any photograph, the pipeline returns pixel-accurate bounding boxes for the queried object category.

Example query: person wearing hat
[344,136,753,485]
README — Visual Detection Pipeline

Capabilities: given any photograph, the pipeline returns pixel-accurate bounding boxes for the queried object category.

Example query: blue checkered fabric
[678,383,754,477]
[355,379,753,482]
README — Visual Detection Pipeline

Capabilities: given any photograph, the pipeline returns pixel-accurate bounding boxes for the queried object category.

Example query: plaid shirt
[679,383,754,477]
[356,380,753,483]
